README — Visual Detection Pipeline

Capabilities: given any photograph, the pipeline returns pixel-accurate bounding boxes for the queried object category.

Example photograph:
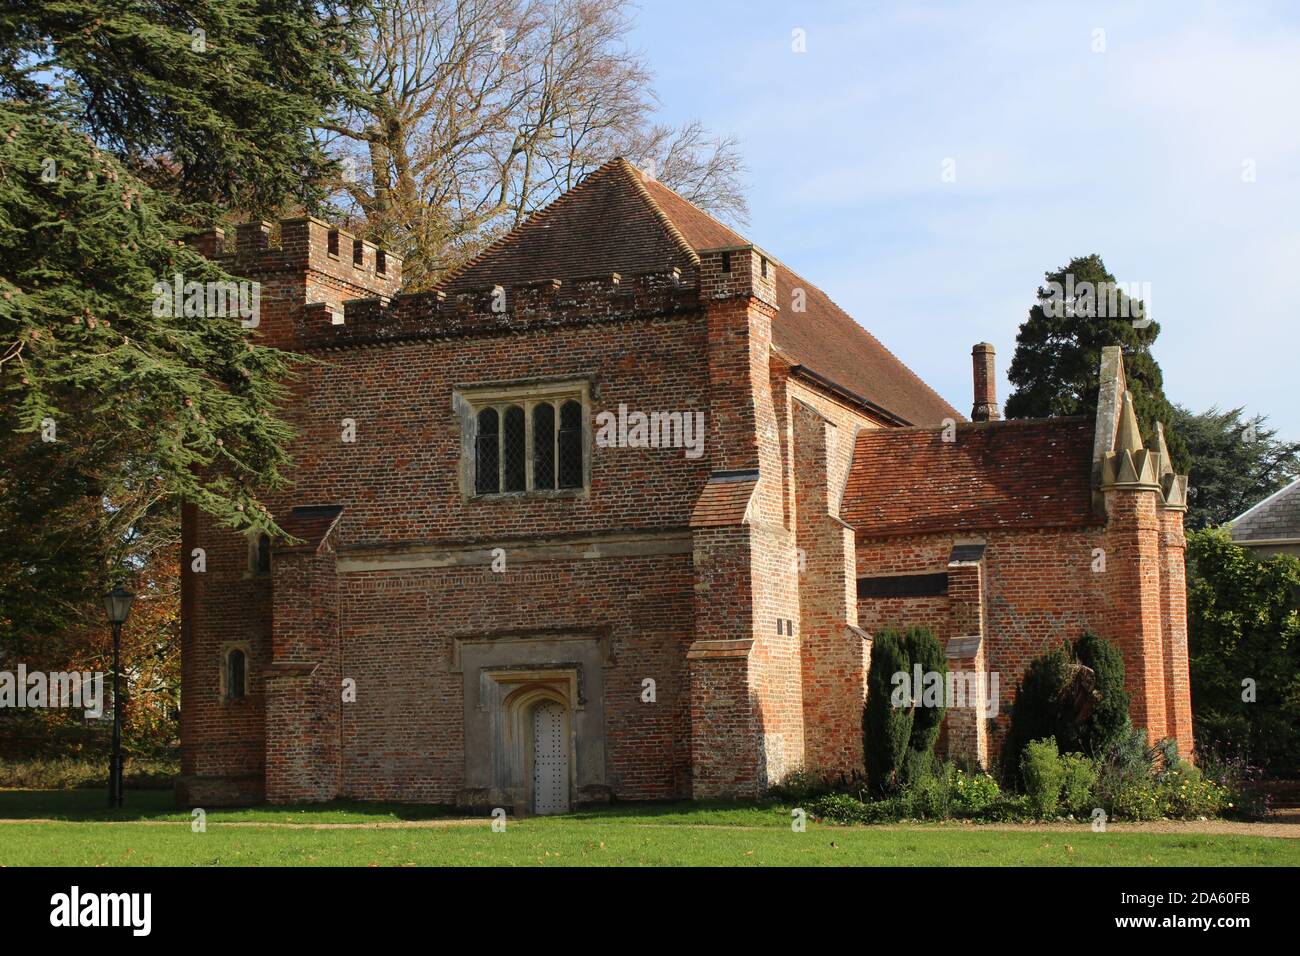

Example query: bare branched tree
[324,0,748,289]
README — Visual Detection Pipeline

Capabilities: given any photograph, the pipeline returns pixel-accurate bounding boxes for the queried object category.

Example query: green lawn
[1,789,1296,866]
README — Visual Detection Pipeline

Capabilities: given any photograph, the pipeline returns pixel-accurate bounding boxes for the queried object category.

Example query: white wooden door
[532,700,569,814]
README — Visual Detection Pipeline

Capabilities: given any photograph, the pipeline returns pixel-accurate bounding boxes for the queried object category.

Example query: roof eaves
[789,363,913,427]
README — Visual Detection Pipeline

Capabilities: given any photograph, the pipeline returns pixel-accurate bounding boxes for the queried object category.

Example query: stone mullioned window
[458,381,590,497]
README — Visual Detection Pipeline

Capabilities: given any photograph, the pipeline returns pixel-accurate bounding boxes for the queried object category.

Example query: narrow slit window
[533,402,556,490]
[255,533,271,575]
[227,649,246,701]
[475,408,500,494]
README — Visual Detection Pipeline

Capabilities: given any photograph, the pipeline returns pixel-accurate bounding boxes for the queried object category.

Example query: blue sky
[630,0,1300,439]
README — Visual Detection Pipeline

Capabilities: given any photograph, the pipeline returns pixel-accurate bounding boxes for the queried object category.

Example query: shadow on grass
[0,788,461,823]
[0,787,791,828]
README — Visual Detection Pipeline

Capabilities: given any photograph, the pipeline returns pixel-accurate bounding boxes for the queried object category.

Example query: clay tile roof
[691,470,759,527]
[842,417,1099,538]
[1230,477,1300,542]
[275,504,344,553]
[437,158,959,426]
[440,159,695,292]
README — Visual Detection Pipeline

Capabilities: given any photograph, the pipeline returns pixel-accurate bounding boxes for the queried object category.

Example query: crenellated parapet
[298,269,698,351]
[187,216,403,302]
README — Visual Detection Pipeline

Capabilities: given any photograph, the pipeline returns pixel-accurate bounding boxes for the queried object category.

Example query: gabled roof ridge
[616,159,701,266]
[435,158,631,292]
[639,171,748,250]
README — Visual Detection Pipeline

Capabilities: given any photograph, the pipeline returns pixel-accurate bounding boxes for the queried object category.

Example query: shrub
[1021,737,1065,818]
[1157,764,1230,819]
[864,629,913,797]
[976,794,1035,822]
[1196,740,1270,821]
[1093,720,1155,816]
[771,766,861,802]
[1059,753,1099,816]
[1004,634,1130,786]
[805,792,907,824]
[1073,632,1129,757]
[1186,527,1300,776]
[0,756,178,790]
[1109,777,1164,821]
[902,769,951,820]
[948,766,1001,816]
[1003,646,1071,786]
[864,626,945,797]
[805,792,873,825]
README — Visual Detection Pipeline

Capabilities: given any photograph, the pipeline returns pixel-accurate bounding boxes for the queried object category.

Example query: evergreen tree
[0,2,364,644]
[902,626,946,785]
[864,629,913,797]
[1073,631,1129,758]
[1003,644,1070,787]
[1004,254,1188,472]
[0,0,360,215]
[1169,404,1300,530]
[0,101,296,644]
[863,626,947,794]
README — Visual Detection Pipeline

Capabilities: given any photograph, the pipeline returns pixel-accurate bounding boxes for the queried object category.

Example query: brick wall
[853,518,1188,770]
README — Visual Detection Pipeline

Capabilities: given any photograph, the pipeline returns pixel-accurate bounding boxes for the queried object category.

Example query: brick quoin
[178,160,1193,808]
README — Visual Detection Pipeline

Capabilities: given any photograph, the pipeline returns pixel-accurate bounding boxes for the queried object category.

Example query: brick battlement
[187,216,403,301]
[299,269,699,351]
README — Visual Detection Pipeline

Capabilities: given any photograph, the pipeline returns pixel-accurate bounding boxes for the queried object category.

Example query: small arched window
[558,400,583,488]
[475,407,500,494]
[226,648,247,701]
[255,533,271,575]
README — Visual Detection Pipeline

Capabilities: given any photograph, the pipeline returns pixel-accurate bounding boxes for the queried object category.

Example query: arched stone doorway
[500,681,575,815]
[458,649,607,814]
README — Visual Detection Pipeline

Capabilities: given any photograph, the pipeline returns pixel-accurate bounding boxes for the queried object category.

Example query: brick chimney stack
[971,342,1000,422]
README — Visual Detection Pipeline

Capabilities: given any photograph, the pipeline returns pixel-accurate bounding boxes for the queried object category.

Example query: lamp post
[103,586,134,808]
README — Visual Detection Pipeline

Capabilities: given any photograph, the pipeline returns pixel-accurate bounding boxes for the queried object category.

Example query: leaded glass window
[533,403,556,490]
[475,407,499,494]
[559,400,583,488]
[503,405,526,492]
[465,390,585,496]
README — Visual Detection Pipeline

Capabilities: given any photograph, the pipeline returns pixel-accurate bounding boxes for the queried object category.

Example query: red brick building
[177,158,1192,810]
